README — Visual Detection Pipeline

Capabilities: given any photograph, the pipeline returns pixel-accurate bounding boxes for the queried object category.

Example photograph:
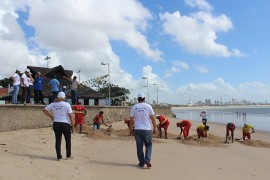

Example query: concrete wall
[0,105,172,132]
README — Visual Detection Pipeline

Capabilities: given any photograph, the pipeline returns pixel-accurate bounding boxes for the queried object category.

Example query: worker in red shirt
[124,117,134,136]
[176,120,192,139]
[93,111,108,131]
[73,101,87,134]
[225,122,235,143]
[156,115,170,139]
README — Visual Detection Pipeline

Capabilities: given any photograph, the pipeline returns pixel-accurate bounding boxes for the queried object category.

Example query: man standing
[200,110,208,125]
[11,69,21,104]
[129,92,156,168]
[33,72,45,104]
[63,76,80,105]
[48,75,60,102]
[73,101,87,134]
[21,69,30,104]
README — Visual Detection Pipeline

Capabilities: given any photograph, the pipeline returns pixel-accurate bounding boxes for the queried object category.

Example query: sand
[1,118,270,180]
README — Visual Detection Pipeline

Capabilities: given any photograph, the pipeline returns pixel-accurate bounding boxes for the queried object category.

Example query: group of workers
[123,110,255,142]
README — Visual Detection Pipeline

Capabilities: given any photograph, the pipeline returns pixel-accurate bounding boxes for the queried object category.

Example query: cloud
[193,64,208,73]
[185,0,213,11]
[0,0,162,81]
[171,78,270,104]
[160,7,244,57]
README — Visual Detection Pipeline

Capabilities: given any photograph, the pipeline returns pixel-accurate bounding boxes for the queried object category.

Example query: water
[172,106,270,132]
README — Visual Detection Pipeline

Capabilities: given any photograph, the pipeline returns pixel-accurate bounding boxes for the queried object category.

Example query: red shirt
[93,114,104,125]
[73,105,86,120]
[158,116,170,126]
[179,120,192,128]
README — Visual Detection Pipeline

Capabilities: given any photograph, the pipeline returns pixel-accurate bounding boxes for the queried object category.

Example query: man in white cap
[129,92,156,168]
[11,69,21,104]
[43,92,74,161]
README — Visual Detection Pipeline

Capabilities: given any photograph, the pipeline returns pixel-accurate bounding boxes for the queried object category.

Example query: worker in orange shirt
[124,117,134,136]
[196,124,209,139]
[73,101,87,134]
[242,124,255,140]
[156,115,170,139]
[176,120,192,139]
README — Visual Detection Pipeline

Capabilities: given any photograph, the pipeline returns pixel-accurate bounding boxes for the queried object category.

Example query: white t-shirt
[130,102,155,130]
[200,112,207,119]
[21,73,29,87]
[71,80,79,90]
[12,73,20,85]
[28,77,33,86]
[45,101,73,124]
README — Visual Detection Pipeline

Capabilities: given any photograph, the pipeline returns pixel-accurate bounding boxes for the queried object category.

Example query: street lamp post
[142,77,149,103]
[77,70,81,83]
[101,62,110,105]
[153,84,158,105]
[44,56,51,68]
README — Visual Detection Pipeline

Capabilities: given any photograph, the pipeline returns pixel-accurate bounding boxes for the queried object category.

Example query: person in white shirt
[63,76,80,105]
[200,110,208,125]
[21,69,30,104]
[11,69,21,104]
[43,92,74,161]
[26,72,34,104]
[129,92,156,168]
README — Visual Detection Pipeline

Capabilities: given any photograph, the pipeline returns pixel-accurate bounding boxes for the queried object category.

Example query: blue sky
[0,0,270,104]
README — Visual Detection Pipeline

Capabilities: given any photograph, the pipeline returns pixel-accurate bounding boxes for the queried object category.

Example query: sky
[0,0,270,105]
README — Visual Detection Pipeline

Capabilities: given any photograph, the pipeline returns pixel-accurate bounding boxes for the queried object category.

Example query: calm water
[172,106,270,132]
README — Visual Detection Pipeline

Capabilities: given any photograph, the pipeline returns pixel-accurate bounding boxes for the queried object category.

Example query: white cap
[156,114,160,118]
[25,69,30,73]
[137,92,145,98]
[57,92,65,98]
[63,86,66,88]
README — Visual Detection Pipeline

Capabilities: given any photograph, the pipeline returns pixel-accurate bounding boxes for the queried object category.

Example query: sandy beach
[1,118,270,180]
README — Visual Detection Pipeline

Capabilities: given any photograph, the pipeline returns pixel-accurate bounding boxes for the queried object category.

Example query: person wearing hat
[11,69,21,104]
[242,124,255,140]
[129,92,156,168]
[200,110,208,125]
[176,120,192,139]
[225,122,235,143]
[197,124,209,139]
[73,101,87,134]
[62,86,67,94]
[156,115,170,139]
[21,69,31,104]
[43,92,74,161]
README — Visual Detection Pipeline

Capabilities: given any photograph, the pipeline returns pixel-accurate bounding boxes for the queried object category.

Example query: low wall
[0,105,172,132]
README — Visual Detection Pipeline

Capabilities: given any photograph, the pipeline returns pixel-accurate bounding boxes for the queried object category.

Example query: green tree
[0,78,13,88]
[99,84,130,106]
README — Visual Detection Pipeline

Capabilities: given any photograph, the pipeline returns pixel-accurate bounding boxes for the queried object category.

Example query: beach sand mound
[179,134,227,148]
[240,139,270,149]
[78,125,164,143]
